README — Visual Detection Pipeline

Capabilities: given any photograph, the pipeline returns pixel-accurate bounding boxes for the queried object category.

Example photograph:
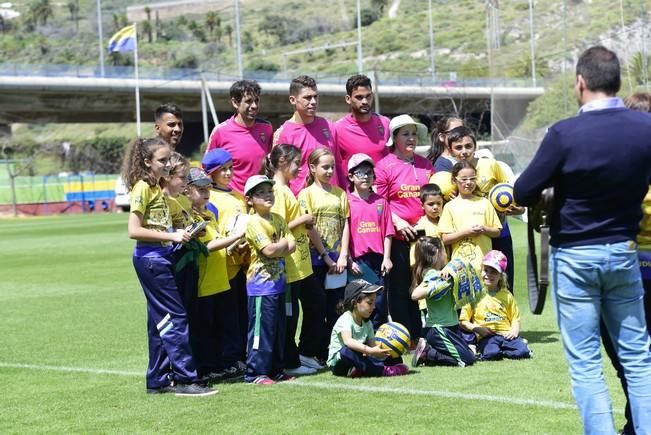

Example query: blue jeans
[551,241,651,435]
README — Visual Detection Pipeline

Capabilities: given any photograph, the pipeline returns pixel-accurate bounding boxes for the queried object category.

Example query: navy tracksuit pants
[133,247,198,389]
[245,293,286,382]
[478,335,531,360]
[331,346,385,377]
[423,324,476,367]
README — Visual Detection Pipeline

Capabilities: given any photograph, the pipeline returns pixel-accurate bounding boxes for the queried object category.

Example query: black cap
[344,279,383,304]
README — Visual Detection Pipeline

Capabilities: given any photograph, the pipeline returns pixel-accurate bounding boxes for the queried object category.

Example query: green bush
[67,137,129,174]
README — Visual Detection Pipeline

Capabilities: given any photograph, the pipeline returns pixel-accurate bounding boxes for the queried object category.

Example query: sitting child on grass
[327,279,409,378]
[459,250,532,360]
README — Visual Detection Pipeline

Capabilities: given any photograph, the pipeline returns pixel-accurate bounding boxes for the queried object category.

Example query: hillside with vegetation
[2,0,651,174]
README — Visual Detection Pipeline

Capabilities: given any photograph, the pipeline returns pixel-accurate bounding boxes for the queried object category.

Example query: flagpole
[133,23,141,136]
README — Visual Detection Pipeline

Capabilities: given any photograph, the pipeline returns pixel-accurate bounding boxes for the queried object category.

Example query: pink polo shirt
[375,153,434,240]
[274,116,339,195]
[206,115,273,194]
[335,113,389,181]
[347,192,395,259]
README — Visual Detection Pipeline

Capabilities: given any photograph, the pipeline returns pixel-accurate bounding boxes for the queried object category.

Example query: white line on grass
[0,362,141,377]
[286,380,582,411]
[1,361,620,414]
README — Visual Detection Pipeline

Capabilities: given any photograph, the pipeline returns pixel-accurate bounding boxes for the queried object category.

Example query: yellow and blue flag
[108,24,136,53]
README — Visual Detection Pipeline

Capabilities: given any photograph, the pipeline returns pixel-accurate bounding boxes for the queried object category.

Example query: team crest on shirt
[376,202,384,215]
[322,128,330,140]
[259,132,267,144]
[378,124,385,137]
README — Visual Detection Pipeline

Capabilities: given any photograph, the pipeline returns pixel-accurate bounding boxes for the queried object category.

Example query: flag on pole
[108,24,136,53]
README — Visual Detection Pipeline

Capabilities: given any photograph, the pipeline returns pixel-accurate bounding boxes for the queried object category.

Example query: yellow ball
[429,171,457,202]
[489,183,515,213]
[375,322,411,358]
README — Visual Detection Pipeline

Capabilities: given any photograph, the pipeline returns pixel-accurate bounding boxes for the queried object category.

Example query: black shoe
[174,383,218,397]
[223,365,245,380]
[146,385,175,394]
[201,371,225,384]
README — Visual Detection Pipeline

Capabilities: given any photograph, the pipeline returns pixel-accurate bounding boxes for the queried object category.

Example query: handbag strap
[527,209,549,315]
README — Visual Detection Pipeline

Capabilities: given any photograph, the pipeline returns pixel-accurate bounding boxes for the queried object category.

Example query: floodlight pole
[356,0,363,73]
[96,0,105,76]
[620,0,633,93]
[561,0,568,113]
[528,0,536,87]
[234,0,243,79]
[428,0,435,80]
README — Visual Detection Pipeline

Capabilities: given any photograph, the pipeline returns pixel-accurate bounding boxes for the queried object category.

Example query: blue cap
[202,148,233,175]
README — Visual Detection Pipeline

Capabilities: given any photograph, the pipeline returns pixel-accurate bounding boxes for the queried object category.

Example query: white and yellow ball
[375,322,411,358]
[489,183,515,213]
[429,171,457,202]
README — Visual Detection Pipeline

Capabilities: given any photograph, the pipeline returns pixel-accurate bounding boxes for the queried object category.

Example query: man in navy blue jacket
[514,46,651,434]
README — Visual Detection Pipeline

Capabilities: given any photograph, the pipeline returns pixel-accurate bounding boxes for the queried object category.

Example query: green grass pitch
[0,214,628,434]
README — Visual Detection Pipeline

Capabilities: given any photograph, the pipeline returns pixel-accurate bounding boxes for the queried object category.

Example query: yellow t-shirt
[410,215,441,266]
[298,184,350,258]
[271,184,313,283]
[411,215,441,310]
[168,193,194,229]
[209,188,249,280]
[638,187,651,250]
[129,180,171,243]
[438,195,501,272]
[196,209,230,297]
[245,213,295,296]
[459,287,520,337]
[474,157,510,197]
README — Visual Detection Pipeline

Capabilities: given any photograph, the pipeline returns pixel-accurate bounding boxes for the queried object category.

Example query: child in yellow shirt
[459,250,532,360]
[184,168,244,382]
[202,148,249,378]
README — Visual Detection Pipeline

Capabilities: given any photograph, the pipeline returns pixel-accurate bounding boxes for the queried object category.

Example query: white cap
[347,153,374,172]
[244,175,275,196]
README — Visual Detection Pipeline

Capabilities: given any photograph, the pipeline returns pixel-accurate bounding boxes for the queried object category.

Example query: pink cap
[482,250,507,274]
[347,153,374,172]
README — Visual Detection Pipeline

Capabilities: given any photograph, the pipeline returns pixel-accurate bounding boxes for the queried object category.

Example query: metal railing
[0,62,545,88]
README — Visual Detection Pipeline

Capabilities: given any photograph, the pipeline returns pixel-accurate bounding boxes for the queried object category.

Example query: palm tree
[142,20,153,43]
[67,0,79,33]
[143,7,153,43]
[28,0,54,27]
[38,0,54,26]
[225,24,233,46]
[371,0,387,14]
[112,13,127,31]
[206,11,217,37]
[629,52,650,86]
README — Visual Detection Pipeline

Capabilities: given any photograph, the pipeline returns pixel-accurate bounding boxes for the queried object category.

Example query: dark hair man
[273,75,339,195]
[334,74,389,184]
[154,103,184,149]
[514,46,651,434]
[204,80,272,194]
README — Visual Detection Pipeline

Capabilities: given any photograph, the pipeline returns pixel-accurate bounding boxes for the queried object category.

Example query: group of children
[122,134,532,395]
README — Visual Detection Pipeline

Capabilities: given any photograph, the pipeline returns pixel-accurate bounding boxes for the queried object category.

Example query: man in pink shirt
[205,80,273,194]
[154,103,184,150]
[273,75,339,195]
[335,74,390,183]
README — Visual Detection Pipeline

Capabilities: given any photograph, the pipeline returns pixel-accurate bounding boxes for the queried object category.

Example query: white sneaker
[285,365,317,376]
[299,355,326,370]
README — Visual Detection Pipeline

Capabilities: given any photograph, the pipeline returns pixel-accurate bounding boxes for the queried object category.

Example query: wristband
[320,251,328,260]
